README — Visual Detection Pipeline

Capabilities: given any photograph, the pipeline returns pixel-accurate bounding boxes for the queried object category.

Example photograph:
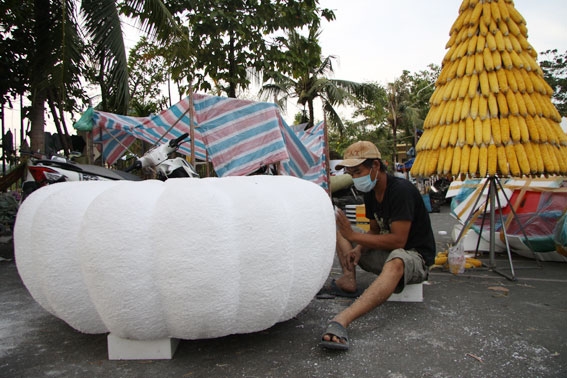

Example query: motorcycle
[22,133,198,201]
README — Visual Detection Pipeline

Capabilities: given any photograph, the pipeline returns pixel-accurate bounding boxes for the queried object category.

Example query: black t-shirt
[364,174,436,266]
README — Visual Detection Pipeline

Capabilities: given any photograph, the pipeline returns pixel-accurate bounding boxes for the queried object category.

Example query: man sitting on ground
[320,141,436,350]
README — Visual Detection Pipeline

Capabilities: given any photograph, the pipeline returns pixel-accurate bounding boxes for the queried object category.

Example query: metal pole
[189,87,196,167]
[322,114,331,196]
[494,184,516,280]
[489,177,496,268]
[1,104,5,175]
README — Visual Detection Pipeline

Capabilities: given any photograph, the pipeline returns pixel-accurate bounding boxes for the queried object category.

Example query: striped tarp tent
[281,121,328,190]
[92,94,318,177]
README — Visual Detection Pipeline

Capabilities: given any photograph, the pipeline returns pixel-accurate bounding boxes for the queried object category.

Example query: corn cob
[509,33,522,53]
[479,18,489,36]
[489,19,498,35]
[459,75,471,99]
[476,34,486,53]
[479,95,489,120]
[486,32,497,52]
[496,92,509,117]
[509,116,521,142]
[480,71,490,97]
[442,78,456,101]
[451,78,462,100]
[518,117,530,143]
[426,149,440,176]
[513,69,527,93]
[494,30,505,51]
[474,117,484,146]
[457,57,468,78]
[523,93,537,116]
[450,122,460,146]
[434,125,447,149]
[531,142,545,173]
[497,19,509,38]
[488,144,498,176]
[529,71,545,94]
[491,1,502,22]
[465,117,475,146]
[483,48,495,72]
[504,35,514,52]
[506,68,518,91]
[523,142,538,173]
[469,145,480,176]
[515,91,528,116]
[501,50,513,69]
[506,90,519,115]
[452,145,462,176]
[542,78,554,96]
[525,115,540,142]
[551,122,567,145]
[544,118,560,145]
[519,23,528,38]
[500,117,511,144]
[479,145,488,177]
[475,53,484,74]
[467,35,478,56]
[552,145,567,173]
[488,71,499,94]
[466,54,476,76]
[482,118,492,145]
[444,146,455,175]
[488,93,498,117]
[498,0,510,22]
[514,143,531,175]
[461,144,471,174]
[496,68,509,92]
[547,144,560,173]
[531,92,544,116]
[497,145,510,176]
[470,95,480,119]
[540,143,555,173]
[469,74,479,98]
[437,147,447,173]
[510,50,524,69]
[491,117,502,146]
[505,143,520,176]
[509,4,526,25]
[453,99,463,123]
[482,2,492,26]
[534,115,548,143]
[460,95,472,120]
[492,50,503,71]
[507,18,522,37]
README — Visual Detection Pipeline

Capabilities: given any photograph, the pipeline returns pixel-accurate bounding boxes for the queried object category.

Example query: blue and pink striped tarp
[91,94,318,177]
[281,121,329,190]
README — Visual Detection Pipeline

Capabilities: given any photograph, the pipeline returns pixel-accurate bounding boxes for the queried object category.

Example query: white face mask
[352,167,377,192]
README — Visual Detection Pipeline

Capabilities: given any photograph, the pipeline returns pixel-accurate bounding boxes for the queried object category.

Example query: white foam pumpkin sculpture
[15,176,335,340]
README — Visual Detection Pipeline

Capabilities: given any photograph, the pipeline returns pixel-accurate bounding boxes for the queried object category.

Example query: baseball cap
[335,141,382,170]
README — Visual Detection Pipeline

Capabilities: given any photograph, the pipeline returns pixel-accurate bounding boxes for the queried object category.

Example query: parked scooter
[21,133,198,201]
[124,133,198,179]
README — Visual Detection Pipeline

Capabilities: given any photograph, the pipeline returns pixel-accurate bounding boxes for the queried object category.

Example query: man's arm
[336,210,410,251]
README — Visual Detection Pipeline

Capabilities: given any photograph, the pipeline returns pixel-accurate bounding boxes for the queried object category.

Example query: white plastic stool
[387,282,424,302]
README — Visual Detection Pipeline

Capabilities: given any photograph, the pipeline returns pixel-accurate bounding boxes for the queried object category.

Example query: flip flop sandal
[319,321,349,350]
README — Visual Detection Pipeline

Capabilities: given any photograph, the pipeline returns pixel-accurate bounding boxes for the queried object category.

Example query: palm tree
[260,27,368,130]
[9,0,181,154]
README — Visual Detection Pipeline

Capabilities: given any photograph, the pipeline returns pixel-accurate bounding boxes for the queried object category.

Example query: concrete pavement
[1,205,566,377]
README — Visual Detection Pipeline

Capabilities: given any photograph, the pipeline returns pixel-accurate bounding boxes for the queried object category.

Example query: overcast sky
[4,0,567,147]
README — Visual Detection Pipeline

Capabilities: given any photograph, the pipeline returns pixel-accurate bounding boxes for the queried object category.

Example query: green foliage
[157,0,335,98]
[540,49,567,117]
[127,37,169,115]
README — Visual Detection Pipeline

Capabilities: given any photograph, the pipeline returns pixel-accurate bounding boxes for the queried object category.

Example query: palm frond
[82,0,129,113]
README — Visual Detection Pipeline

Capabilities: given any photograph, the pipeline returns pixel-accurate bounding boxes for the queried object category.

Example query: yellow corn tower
[411,0,567,178]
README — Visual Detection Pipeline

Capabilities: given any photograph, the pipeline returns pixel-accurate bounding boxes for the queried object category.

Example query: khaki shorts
[358,248,428,293]
[351,228,428,294]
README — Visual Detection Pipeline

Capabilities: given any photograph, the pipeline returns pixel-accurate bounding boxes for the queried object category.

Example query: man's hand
[345,246,361,271]
[336,208,354,240]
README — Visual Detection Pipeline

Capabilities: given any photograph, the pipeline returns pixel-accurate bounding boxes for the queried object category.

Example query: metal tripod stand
[454,175,540,281]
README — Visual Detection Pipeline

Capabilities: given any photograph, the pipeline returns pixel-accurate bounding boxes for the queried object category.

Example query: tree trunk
[228,30,236,98]
[307,100,315,129]
[29,90,46,154]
